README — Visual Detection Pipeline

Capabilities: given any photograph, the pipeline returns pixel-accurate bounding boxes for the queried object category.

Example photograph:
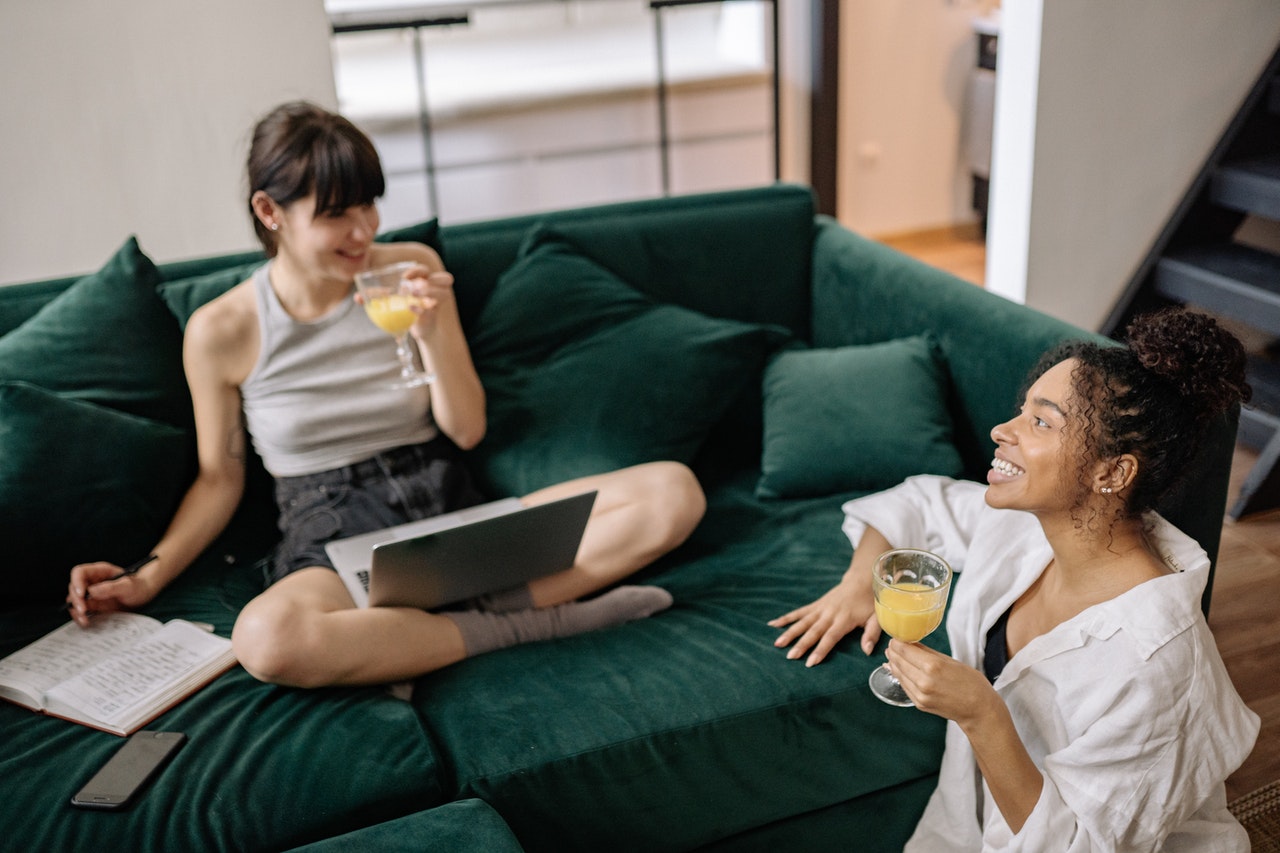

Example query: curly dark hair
[1024,308,1250,521]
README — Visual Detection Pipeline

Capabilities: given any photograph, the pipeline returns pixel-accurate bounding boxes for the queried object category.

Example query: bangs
[309,127,385,217]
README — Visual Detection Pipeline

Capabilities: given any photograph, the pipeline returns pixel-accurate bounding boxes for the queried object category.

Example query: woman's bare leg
[232,568,468,688]
[520,461,705,607]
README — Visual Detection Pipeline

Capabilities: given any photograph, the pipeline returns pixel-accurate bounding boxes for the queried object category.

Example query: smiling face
[267,193,380,286]
[986,358,1093,516]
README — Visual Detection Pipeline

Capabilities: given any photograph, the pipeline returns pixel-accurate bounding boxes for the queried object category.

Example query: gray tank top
[240,263,438,478]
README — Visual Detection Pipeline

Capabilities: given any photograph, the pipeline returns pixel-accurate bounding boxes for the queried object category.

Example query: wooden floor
[879,226,1280,802]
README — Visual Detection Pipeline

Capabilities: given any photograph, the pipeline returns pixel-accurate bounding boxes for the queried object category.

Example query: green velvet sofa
[0,184,1236,851]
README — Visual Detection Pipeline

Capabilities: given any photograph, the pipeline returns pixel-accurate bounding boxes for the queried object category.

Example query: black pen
[66,554,160,614]
[115,553,159,579]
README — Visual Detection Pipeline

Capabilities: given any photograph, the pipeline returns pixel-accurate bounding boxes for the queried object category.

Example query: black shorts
[269,436,485,584]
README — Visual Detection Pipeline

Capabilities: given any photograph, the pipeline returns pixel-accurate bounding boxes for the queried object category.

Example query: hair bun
[1125,308,1251,417]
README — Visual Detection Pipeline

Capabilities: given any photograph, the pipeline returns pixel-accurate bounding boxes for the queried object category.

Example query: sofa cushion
[439,184,816,336]
[756,337,964,499]
[157,219,443,329]
[157,260,263,330]
[0,381,192,605]
[286,799,526,852]
[0,236,191,426]
[466,228,790,496]
[414,473,948,852]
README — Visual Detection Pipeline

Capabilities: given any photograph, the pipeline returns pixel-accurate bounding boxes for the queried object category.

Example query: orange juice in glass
[354,262,435,388]
[869,549,952,707]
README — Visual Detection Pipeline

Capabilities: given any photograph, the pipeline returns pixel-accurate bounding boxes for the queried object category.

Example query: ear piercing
[270,223,280,232]
[1100,487,1114,494]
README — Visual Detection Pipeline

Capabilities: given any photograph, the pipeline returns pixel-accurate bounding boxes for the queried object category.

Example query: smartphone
[70,731,186,810]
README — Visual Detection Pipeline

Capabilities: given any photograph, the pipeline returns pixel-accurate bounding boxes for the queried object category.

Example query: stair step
[1247,353,1280,414]
[1156,243,1280,334]
[1229,405,1280,520]
[1212,155,1280,219]
[1237,404,1279,451]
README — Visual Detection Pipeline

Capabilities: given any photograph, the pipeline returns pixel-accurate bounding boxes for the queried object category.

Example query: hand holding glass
[869,548,953,707]
[354,262,435,388]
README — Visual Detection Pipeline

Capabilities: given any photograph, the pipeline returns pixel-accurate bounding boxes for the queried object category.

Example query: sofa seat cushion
[0,237,190,426]
[412,473,948,853]
[757,336,965,499]
[0,382,193,605]
[467,229,790,496]
[286,799,525,852]
[0,552,448,852]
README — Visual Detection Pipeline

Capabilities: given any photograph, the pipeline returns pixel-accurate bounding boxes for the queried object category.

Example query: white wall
[836,0,996,237]
[778,0,812,187]
[0,0,336,285]
[987,0,1280,331]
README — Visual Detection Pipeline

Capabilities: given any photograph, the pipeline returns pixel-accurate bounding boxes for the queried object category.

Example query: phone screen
[71,731,186,810]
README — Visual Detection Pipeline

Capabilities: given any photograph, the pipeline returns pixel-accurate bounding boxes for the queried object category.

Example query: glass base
[869,663,915,707]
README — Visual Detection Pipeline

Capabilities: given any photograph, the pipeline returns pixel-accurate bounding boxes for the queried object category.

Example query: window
[327,0,778,226]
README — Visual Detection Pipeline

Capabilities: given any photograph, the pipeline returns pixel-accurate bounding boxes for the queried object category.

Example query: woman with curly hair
[772,308,1259,850]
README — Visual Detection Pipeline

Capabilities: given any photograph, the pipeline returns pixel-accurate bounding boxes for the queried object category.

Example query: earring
[270,223,280,232]
[1100,487,1113,494]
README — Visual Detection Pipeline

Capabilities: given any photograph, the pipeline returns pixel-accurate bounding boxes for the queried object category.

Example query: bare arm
[371,243,486,450]
[68,296,250,623]
[770,526,893,666]
[887,641,1043,833]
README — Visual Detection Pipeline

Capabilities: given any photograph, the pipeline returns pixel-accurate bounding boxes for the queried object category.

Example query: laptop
[325,491,597,609]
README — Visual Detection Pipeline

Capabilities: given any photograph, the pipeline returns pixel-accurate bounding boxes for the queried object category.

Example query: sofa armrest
[809,217,1094,470]
[807,217,1235,609]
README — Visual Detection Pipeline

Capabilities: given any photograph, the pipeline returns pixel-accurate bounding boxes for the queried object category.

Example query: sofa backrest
[809,219,1236,610]
[440,183,816,339]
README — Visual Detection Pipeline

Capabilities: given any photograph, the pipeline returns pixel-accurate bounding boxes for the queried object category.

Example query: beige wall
[987,0,1280,331]
[0,0,336,285]
[835,0,995,237]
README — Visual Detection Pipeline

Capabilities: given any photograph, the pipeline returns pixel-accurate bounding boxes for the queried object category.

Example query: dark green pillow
[469,231,790,496]
[156,219,442,329]
[756,336,964,499]
[156,261,262,330]
[0,237,191,426]
[0,381,192,606]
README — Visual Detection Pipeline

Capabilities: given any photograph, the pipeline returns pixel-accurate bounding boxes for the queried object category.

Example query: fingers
[67,562,123,626]
[771,610,854,668]
[405,267,454,291]
[860,612,882,655]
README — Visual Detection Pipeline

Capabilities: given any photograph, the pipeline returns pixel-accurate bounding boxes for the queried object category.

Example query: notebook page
[0,614,160,706]
[44,621,229,728]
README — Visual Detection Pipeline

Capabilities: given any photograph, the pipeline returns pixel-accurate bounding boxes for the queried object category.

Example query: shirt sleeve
[840,475,989,573]
[996,631,1259,852]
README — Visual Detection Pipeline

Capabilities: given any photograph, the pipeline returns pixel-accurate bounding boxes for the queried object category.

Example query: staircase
[1103,44,1280,519]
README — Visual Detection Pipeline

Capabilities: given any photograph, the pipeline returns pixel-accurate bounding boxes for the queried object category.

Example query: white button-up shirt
[841,476,1259,852]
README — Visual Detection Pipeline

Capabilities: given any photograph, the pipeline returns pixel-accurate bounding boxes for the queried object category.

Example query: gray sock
[444,586,674,657]
[468,583,535,613]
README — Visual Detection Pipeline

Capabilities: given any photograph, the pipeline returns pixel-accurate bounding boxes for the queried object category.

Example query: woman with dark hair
[772,308,1259,850]
[66,101,705,687]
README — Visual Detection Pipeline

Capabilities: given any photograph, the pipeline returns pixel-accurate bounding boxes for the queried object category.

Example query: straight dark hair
[247,101,385,255]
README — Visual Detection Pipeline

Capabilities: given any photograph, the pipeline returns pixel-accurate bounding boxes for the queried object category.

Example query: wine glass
[354,262,435,388]
[869,548,953,707]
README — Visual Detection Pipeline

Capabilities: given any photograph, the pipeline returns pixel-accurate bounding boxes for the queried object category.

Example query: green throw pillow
[468,229,790,496]
[157,219,442,329]
[0,381,192,606]
[156,261,262,330]
[756,337,964,499]
[0,237,191,427]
